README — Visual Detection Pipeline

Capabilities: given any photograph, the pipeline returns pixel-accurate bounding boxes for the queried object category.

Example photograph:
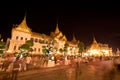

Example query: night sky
[0,2,120,52]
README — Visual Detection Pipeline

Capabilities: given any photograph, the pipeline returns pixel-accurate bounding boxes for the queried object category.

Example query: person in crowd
[1,58,11,72]
[44,55,49,67]
[11,57,21,80]
[19,58,26,72]
[54,55,57,65]
[1,58,12,80]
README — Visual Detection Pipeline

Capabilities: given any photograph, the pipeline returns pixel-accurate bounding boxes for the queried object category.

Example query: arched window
[21,37,23,40]
[38,48,40,52]
[16,36,18,40]
[35,38,38,42]
[14,46,16,50]
[25,38,27,41]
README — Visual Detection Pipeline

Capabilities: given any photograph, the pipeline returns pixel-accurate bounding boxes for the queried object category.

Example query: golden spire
[55,20,60,34]
[62,35,67,41]
[15,13,31,33]
[72,33,77,42]
[93,35,97,44]
[20,13,27,27]
[90,36,98,50]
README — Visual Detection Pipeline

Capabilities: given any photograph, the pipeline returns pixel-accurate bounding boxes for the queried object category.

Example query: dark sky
[0,2,120,52]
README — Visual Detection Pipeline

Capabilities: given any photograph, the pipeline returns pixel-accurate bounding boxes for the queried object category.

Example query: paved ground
[18,65,70,80]
[17,60,120,80]
[18,65,69,77]
[1,60,120,80]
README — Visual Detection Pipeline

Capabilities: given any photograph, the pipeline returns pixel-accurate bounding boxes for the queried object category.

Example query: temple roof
[14,14,32,33]
[71,34,77,42]
[69,34,78,44]
[62,35,67,41]
[59,35,67,41]
[32,32,51,40]
[55,21,60,34]
[50,21,68,41]
[93,36,97,44]
[90,37,99,50]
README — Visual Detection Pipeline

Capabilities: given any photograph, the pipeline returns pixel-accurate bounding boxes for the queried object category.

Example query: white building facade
[6,15,69,55]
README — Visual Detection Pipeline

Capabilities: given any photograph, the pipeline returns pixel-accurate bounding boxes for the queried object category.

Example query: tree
[42,46,49,55]
[0,41,5,57]
[63,42,69,55]
[19,40,34,58]
[19,44,30,53]
[78,41,85,55]
[64,43,69,51]
[0,41,5,52]
[14,52,19,57]
[0,34,6,57]
[25,40,34,47]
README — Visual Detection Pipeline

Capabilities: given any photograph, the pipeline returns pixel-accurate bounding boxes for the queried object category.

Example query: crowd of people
[0,54,120,80]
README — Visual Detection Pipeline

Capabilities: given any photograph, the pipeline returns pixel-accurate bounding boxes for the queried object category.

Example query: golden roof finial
[72,33,77,42]
[15,12,31,33]
[93,34,97,44]
[55,19,60,34]
[20,12,27,26]
[90,34,99,50]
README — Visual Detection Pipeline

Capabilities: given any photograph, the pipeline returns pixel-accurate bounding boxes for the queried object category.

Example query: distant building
[67,34,79,55]
[50,21,67,54]
[85,37,113,56]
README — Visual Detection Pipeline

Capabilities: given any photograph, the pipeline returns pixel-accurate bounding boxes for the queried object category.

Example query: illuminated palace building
[85,38,113,57]
[6,15,77,56]
[6,15,112,56]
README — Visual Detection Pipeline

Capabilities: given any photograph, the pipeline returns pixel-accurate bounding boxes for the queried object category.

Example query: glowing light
[6,50,12,53]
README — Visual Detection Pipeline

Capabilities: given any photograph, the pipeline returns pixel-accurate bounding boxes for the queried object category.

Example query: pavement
[1,60,120,80]
[18,64,70,78]
[0,64,69,80]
